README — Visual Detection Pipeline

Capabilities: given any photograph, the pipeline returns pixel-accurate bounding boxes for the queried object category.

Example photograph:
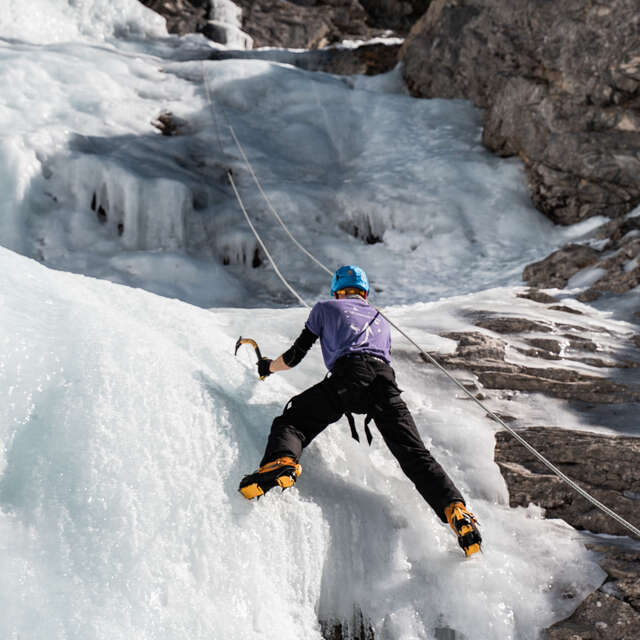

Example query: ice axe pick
[234,336,267,380]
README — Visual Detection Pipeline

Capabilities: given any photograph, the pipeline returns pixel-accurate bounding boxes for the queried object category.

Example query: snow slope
[0,247,605,639]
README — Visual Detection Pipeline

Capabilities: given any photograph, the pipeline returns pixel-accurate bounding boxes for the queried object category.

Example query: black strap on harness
[332,342,386,447]
[344,411,374,446]
[335,382,375,446]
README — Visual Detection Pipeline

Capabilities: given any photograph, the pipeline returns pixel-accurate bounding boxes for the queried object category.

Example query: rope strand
[226,123,333,276]
[227,170,310,309]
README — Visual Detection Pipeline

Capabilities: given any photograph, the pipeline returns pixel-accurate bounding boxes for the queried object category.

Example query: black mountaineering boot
[239,456,302,500]
[445,501,482,557]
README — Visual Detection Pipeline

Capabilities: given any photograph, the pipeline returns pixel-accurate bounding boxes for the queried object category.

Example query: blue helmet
[330,265,369,296]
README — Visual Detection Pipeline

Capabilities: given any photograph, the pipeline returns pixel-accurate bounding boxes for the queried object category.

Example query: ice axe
[235,336,267,380]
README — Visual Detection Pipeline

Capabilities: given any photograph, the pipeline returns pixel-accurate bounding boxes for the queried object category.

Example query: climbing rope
[202,63,309,307]
[226,168,310,309]
[200,62,640,539]
[226,124,333,278]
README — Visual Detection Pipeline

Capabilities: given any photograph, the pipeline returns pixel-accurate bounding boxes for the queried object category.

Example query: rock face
[431,310,640,405]
[544,581,640,640]
[234,0,374,49]
[523,215,640,303]
[234,0,430,49]
[139,0,210,35]
[140,0,431,49]
[495,428,640,639]
[139,0,411,73]
[400,0,640,225]
[432,291,640,639]
[495,428,640,538]
[139,0,253,47]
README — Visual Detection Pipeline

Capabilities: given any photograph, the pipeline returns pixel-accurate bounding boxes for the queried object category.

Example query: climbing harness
[201,62,640,540]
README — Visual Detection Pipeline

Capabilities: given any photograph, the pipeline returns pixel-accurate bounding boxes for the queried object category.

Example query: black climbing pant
[260,353,464,522]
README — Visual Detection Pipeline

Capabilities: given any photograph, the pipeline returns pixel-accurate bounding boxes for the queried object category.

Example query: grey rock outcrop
[139,0,210,35]
[544,587,640,640]
[139,0,410,74]
[437,293,640,639]
[431,309,640,405]
[495,427,640,538]
[523,215,640,302]
[140,0,432,49]
[523,245,602,290]
[234,0,374,49]
[140,0,431,50]
[139,0,253,47]
[234,0,430,49]
[400,0,640,225]
[495,428,640,639]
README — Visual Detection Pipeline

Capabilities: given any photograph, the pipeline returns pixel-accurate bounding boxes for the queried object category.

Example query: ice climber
[239,265,482,556]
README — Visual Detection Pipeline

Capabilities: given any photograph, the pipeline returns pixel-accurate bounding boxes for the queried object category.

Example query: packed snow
[0,248,607,640]
[0,1,632,639]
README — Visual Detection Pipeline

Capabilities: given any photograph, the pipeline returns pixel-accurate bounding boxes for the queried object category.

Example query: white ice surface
[0,248,605,640]
[0,0,165,45]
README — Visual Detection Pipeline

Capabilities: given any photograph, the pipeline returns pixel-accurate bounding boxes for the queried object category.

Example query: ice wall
[209,0,253,49]
[0,0,166,45]
[0,2,615,638]
[0,247,605,639]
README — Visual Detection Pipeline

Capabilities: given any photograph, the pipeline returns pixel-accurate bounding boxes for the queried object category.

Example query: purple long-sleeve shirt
[305,298,391,370]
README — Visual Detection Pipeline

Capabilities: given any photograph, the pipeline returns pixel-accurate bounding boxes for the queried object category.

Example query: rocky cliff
[140,0,411,73]
[141,0,430,48]
[433,293,640,639]
[400,0,640,226]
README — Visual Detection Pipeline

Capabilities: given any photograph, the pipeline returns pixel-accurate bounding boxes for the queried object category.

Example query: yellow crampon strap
[258,457,301,474]
[239,457,302,500]
[445,502,482,557]
[239,483,265,500]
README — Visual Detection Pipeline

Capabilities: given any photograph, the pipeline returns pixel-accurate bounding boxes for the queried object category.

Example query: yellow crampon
[445,501,482,557]
[239,456,302,500]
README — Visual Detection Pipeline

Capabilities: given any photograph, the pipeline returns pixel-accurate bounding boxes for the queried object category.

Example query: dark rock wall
[139,0,210,35]
[140,0,431,49]
[232,0,372,49]
[233,0,430,49]
[495,428,640,639]
[447,297,640,638]
[350,0,431,33]
[495,427,640,538]
[138,1,420,74]
[401,0,640,225]
[523,216,640,303]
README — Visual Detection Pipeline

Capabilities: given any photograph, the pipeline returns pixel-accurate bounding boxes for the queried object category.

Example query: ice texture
[0,248,606,639]
[0,0,166,45]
